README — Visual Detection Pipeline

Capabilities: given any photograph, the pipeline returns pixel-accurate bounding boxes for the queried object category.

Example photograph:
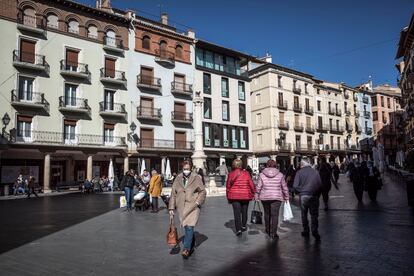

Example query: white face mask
[183,170,191,176]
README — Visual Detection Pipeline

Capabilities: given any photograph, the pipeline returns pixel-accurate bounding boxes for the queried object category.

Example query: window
[65,49,79,71]
[205,50,214,69]
[64,84,77,106]
[221,78,229,97]
[328,102,331,111]
[46,13,58,29]
[87,25,98,39]
[307,136,312,149]
[381,96,384,107]
[64,120,76,143]
[387,97,391,109]
[18,76,34,101]
[329,118,333,129]
[238,81,245,101]
[239,104,246,123]
[330,136,334,148]
[382,111,386,123]
[104,90,115,111]
[17,115,32,139]
[373,111,378,121]
[335,103,338,112]
[222,101,229,121]
[336,120,339,129]
[372,96,377,106]
[294,96,299,108]
[204,123,211,146]
[142,35,150,49]
[22,8,36,27]
[105,57,116,78]
[294,114,299,126]
[353,104,357,113]
[257,134,263,145]
[104,123,115,143]
[175,45,183,58]
[317,89,320,95]
[196,48,204,66]
[159,40,167,51]
[277,76,282,88]
[305,98,310,110]
[240,128,247,149]
[317,100,321,111]
[140,66,154,85]
[318,116,323,128]
[256,93,262,104]
[174,74,186,91]
[278,92,284,106]
[337,137,341,149]
[305,83,308,93]
[222,126,229,147]
[295,135,301,148]
[213,124,220,147]
[231,126,238,148]
[204,97,211,119]
[19,39,36,63]
[67,19,79,34]
[306,117,311,128]
[105,30,116,47]
[256,113,262,125]
[203,73,211,94]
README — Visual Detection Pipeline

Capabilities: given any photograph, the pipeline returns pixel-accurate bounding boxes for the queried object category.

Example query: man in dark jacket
[293,157,322,241]
[122,169,136,211]
[318,157,332,211]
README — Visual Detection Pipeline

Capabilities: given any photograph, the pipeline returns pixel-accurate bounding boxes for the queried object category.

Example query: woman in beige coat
[169,160,206,259]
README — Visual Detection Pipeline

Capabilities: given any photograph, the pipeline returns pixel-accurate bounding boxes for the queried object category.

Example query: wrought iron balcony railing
[335,109,342,116]
[277,100,288,110]
[294,123,304,132]
[137,106,162,120]
[13,50,49,73]
[155,49,175,64]
[295,144,316,152]
[278,121,289,130]
[316,124,329,133]
[137,75,162,90]
[99,102,126,114]
[11,90,49,111]
[171,111,193,122]
[103,36,124,50]
[293,104,303,113]
[60,60,90,78]
[330,126,344,134]
[305,125,315,133]
[171,81,193,95]
[304,106,314,115]
[137,139,194,150]
[276,143,291,152]
[100,68,126,82]
[293,87,301,94]
[59,96,90,112]
[17,12,46,31]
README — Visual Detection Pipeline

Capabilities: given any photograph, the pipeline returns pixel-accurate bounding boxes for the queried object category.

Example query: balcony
[58,96,90,114]
[335,109,342,116]
[60,60,90,80]
[293,87,301,94]
[100,68,126,86]
[304,106,314,115]
[316,124,329,133]
[171,81,193,97]
[154,49,175,67]
[330,126,344,135]
[13,50,49,73]
[99,102,126,118]
[16,12,46,35]
[362,96,369,104]
[137,139,194,151]
[346,126,353,133]
[295,144,316,153]
[276,143,291,152]
[305,125,315,133]
[364,111,370,119]
[11,90,49,112]
[278,121,289,130]
[136,106,162,121]
[277,100,288,110]
[345,110,351,116]
[103,36,125,54]
[355,111,360,117]
[10,130,126,148]
[171,111,193,124]
[294,123,304,132]
[293,104,303,113]
[136,75,162,93]
[365,127,373,135]
[328,108,335,115]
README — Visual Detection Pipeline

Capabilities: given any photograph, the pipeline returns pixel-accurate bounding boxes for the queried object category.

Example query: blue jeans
[220,175,226,186]
[183,226,195,251]
[124,187,133,209]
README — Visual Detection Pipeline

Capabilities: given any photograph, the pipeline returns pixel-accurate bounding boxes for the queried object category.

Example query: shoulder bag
[166,216,178,246]
[250,201,263,224]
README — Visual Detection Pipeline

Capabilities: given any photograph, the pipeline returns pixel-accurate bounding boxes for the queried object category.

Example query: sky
[86,0,414,87]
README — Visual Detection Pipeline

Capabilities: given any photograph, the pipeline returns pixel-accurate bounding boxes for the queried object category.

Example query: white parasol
[108,158,114,179]
[165,158,171,180]
[140,158,146,175]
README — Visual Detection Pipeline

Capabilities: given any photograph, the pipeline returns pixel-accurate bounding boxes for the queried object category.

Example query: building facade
[126,12,195,175]
[194,40,253,172]
[0,0,130,191]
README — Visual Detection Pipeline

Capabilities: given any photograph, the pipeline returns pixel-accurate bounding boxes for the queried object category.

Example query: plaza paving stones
[0,173,413,275]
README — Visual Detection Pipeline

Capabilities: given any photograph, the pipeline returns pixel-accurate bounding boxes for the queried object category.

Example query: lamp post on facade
[2,113,10,136]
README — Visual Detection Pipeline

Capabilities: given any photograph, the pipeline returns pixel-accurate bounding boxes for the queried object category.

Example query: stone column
[124,156,129,174]
[43,153,51,193]
[87,155,93,181]
[161,156,166,175]
[191,91,207,170]
[290,155,295,167]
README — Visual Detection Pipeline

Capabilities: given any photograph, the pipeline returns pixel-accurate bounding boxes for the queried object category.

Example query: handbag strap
[230,171,242,188]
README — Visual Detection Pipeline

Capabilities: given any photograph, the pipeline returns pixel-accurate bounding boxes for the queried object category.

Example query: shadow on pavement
[0,193,120,254]
[169,231,208,255]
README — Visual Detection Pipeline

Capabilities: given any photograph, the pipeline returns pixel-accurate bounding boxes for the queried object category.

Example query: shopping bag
[167,216,178,246]
[283,201,293,222]
[134,191,146,201]
[119,195,127,208]
[250,201,263,224]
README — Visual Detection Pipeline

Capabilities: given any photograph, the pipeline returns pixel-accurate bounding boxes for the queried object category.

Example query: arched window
[142,35,150,50]
[87,25,98,39]
[105,29,116,46]
[68,19,79,34]
[22,8,36,27]
[175,45,183,59]
[46,13,58,29]
[160,40,167,52]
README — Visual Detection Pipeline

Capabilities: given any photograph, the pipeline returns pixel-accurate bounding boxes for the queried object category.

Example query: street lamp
[129,122,137,132]
[2,113,10,135]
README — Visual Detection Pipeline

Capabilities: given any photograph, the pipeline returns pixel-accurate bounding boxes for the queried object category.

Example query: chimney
[161,13,168,25]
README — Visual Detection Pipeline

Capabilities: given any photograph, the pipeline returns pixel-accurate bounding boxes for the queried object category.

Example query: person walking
[255,159,289,240]
[318,157,332,210]
[285,164,296,197]
[226,159,256,236]
[122,169,136,211]
[349,159,364,202]
[216,162,229,186]
[148,170,162,213]
[293,157,322,241]
[365,161,381,202]
[169,160,206,259]
[331,161,340,186]
[26,176,39,198]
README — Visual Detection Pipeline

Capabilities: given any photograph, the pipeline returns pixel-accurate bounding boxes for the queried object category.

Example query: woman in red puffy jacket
[226,159,256,236]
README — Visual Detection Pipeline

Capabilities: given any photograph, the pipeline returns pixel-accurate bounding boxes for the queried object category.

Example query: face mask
[183,170,191,176]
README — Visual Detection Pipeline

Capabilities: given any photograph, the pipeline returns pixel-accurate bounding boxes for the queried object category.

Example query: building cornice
[248,63,313,80]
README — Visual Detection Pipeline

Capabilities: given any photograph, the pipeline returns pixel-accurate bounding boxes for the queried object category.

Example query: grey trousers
[300,195,319,234]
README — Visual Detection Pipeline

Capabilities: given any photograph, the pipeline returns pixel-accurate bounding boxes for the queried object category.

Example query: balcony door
[141,67,153,85]
[318,116,323,129]
[20,39,35,63]
[105,57,116,78]
[306,116,311,128]
[65,49,79,71]
[64,120,77,144]
[175,131,186,149]
[18,76,34,101]
[140,97,153,117]
[65,84,77,107]
[294,96,299,109]
[17,115,32,141]
[104,90,115,111]
[174,102,186,120]
[140,128,154,148]
[174,74,185,91]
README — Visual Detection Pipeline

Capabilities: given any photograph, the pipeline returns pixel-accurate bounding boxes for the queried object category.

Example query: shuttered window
[20,39,35,63]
